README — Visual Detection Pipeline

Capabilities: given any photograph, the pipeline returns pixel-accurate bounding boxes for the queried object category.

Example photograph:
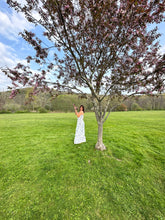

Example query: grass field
[0,111,165,220]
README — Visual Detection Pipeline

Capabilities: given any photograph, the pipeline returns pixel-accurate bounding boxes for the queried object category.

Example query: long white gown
[74,114,86,144]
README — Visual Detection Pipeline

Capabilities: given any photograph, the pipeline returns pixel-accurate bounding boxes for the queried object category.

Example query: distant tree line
[0,88,165,113]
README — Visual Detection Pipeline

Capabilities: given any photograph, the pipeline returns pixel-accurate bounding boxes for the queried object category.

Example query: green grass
[0,111,165,220]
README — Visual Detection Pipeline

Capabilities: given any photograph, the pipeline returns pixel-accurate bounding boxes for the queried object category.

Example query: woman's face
[80,106,83,111]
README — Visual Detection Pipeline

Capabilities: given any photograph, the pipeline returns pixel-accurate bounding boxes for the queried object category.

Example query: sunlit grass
[0,111,165,219]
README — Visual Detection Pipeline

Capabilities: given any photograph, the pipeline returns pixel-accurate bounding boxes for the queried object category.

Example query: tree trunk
[95,121,106,151]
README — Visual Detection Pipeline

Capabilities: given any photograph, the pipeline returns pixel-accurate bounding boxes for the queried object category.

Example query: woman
[73,104,86,144]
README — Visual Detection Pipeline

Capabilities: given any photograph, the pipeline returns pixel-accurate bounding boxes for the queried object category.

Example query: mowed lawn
[0,111,164,220]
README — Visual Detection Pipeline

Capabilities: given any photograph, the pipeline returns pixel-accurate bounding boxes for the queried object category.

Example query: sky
[0,0,165,91]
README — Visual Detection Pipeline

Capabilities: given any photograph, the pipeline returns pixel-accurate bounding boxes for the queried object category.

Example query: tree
[0,91,8,110]
[131,102,142,111]
[116,103,127,111]
[2,0,165,150]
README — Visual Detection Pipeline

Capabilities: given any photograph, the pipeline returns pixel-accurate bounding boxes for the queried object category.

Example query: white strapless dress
[74,115,86,144]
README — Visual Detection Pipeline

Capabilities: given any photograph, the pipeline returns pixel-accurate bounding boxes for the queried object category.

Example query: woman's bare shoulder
[77,111,84,117]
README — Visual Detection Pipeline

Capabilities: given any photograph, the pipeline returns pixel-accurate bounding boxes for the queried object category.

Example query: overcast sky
[0,0,165,91]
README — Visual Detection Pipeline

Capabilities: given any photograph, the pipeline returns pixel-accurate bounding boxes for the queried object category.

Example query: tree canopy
[2,0,165,150]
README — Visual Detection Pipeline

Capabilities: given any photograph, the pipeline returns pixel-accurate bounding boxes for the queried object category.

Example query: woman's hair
[80,105,85,112]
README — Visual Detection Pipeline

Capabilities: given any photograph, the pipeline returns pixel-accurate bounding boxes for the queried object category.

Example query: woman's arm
[74,105,78,116]
[76,111,83,117]
[74,105,83,117]
[74,107,78,116]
